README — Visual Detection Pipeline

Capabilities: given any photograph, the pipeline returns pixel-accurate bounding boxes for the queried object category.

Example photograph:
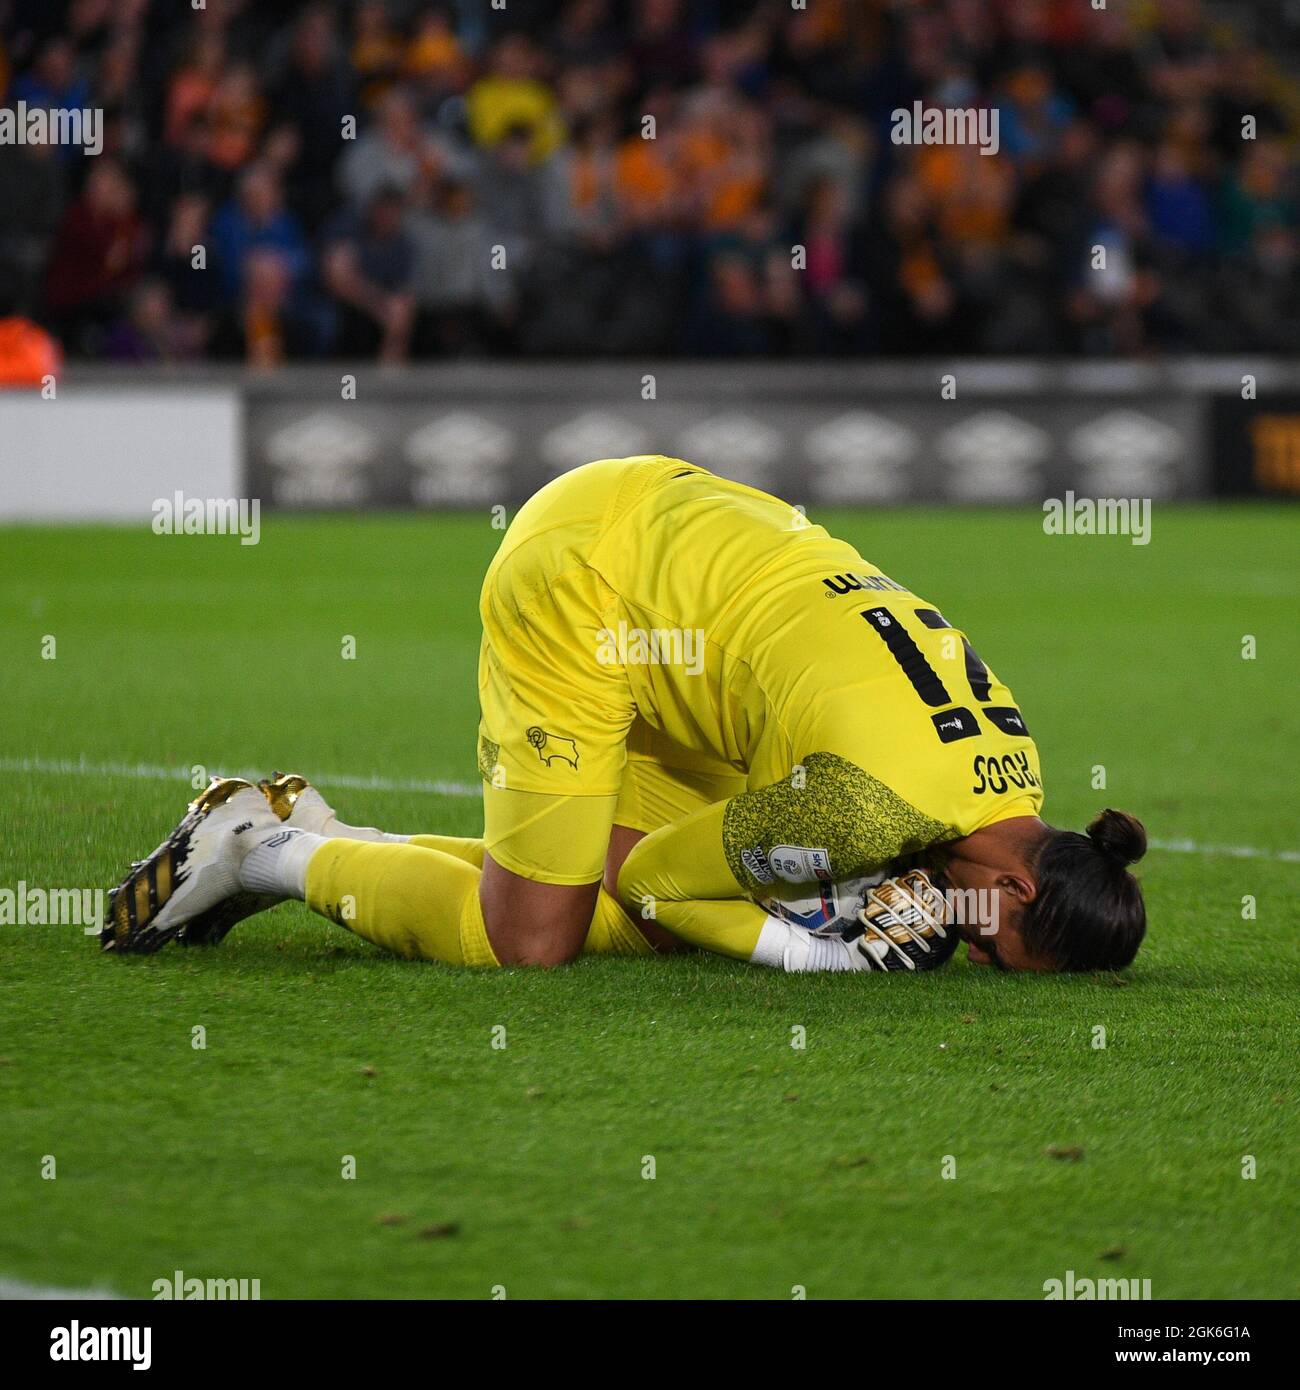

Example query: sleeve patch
[722,751,958,890]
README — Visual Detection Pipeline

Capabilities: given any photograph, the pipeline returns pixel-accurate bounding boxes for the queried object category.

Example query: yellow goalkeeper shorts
[481,722,744,885]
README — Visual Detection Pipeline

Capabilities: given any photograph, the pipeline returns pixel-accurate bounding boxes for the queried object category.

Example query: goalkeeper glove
[782,869,956,973]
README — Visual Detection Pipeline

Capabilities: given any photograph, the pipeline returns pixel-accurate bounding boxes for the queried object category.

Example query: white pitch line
[1148,837,1300,864]
[0,1276,120,1300]
[0,755,480,800]
[2,755,1297,866]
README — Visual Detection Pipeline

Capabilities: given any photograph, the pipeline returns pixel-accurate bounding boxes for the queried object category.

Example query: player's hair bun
[1086,809,1147,867]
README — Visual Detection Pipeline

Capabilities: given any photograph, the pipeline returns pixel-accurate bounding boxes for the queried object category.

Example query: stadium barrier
[3,361,1298,521]
[0,384,241,521]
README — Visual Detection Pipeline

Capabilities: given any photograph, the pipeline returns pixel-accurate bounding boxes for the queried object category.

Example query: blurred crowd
[0,0,1298,367]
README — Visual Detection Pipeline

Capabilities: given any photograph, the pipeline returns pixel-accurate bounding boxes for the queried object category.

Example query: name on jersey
[971,751,1040,795]
[822,572,910,597]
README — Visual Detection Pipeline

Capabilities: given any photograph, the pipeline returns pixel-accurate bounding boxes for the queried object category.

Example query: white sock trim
[332,822,410,843]
[286,785,409,842]
[239,829,328,900]
[751,918,860,973]
[751,918,794,968]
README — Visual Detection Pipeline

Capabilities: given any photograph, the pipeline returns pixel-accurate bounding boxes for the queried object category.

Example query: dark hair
[1022,810,1148,971]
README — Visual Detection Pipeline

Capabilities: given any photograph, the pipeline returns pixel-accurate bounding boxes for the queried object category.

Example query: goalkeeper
[103,457,1147,974]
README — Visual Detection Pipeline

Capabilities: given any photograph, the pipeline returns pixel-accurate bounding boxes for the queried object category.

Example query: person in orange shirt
[914,143,1015,248]
[351,0,404,107]
[0,316,61,388]
[164,33,225,148]
[403,5,469,93]
[614,128,679,228]
[678,94,768,232]
[205,62,266,172]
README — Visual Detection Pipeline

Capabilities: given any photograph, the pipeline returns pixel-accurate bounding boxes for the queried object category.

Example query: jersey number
[859,606,992,709]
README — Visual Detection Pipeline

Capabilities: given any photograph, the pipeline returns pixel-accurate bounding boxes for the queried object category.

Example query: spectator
[351,0,404,109]
[473,122,570,276]
[867,173,966,354]
[338,88,448,207]
[1214,224,1300,352]
[165,33,226,148]
[104,278,185,362]
[12,36,92,115]
[321,186,417,361]
[564,113,622,248]
[205,61,266,173]
[1144,0,1222,106]
[1146,134,1214,261]
[1218,138,1297,255]
[614,92,683,235]
[144,112,228,232]
[629,0,696,89]
[466,32,564,163]
[409,174,511,355]
[269,4,355,226]
[0,313,62,388]
[554,0,620,68]
[209,163,309,304]
[154,192,223,355]
[0,136,64,316]
[796,176,868,352]
[997,64,1075,167]
[43,159,148,352]
[685,249,782,355]
[1067,143,1161,355]
[677,89,770,233]
[211,246,317,368]
[402,5,469,105]
[11,36,94,167]
[1,0,1298,362]
[774,106,873,222]
[1057,2,1149,135]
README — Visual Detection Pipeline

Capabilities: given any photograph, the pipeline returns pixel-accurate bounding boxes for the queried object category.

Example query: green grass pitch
[1,504,1296,1300]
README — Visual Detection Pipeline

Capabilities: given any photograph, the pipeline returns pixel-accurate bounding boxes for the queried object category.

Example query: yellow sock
[305,838,499,966]
[369,830,653,955]
[305,837,657,964]
[583,887,655,956]
[616,800,768,961]
[408,834,485,868]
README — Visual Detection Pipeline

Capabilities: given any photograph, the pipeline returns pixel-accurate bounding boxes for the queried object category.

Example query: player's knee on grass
[479,854,600,966]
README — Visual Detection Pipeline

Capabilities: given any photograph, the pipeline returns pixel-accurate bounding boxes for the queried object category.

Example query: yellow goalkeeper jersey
[479,455,1043,888]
